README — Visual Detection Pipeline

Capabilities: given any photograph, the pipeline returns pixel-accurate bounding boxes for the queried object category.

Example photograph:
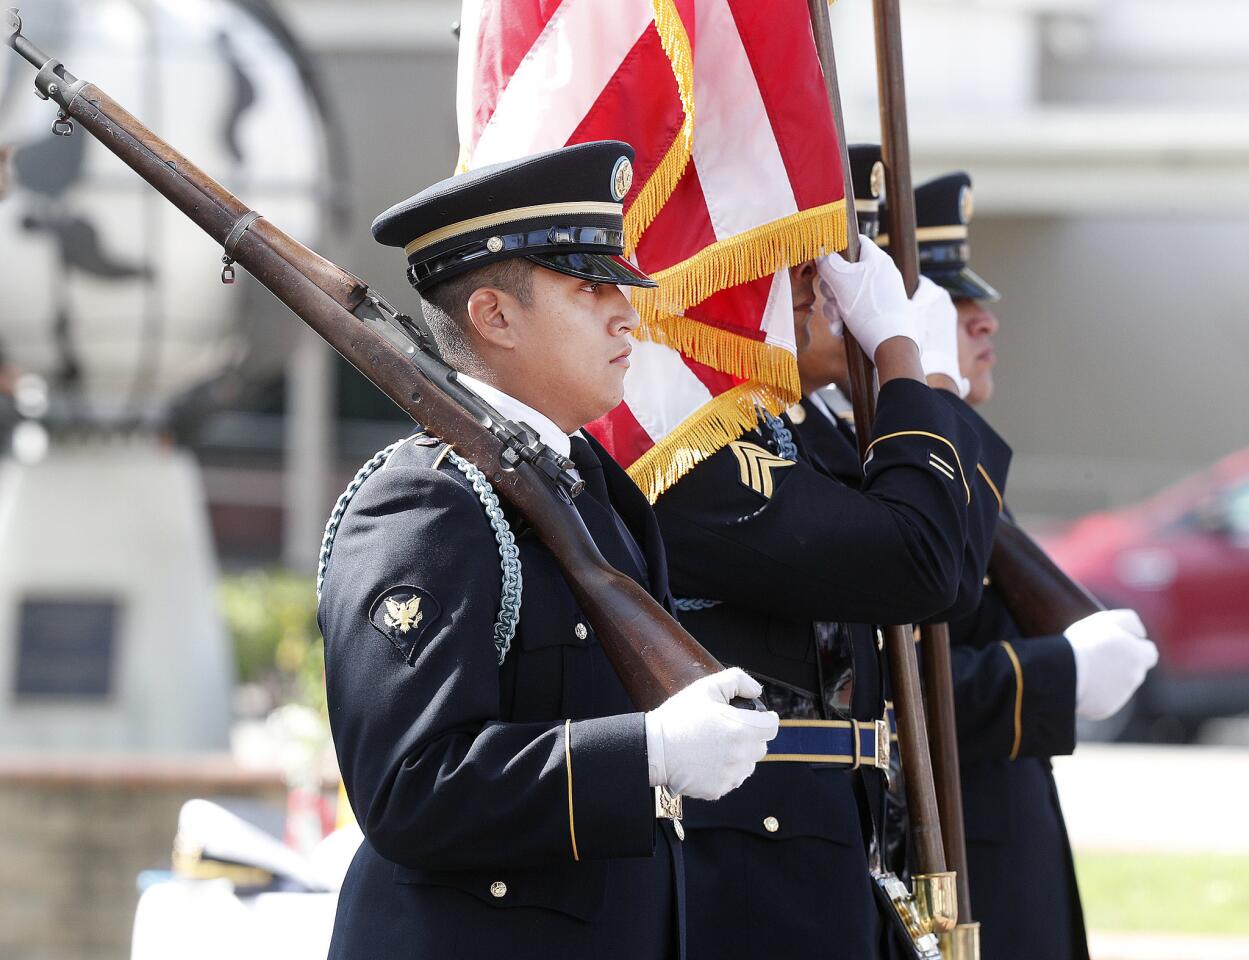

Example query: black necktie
[569,434,611,506]
[568,434,650,583]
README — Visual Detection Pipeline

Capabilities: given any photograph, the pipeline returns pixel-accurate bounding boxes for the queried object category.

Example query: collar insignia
[728,441,795,499]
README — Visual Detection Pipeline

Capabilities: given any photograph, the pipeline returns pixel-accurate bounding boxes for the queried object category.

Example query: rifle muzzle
[5,9,86,109]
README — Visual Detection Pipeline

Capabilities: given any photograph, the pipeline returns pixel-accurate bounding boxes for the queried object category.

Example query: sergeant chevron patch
[728,441,795,499]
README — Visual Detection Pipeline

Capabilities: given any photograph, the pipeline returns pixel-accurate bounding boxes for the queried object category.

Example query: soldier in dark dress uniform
[907,172,1157,960]
[799,168,1158,959]
[317,141,779,960]
[651,144,1008,959]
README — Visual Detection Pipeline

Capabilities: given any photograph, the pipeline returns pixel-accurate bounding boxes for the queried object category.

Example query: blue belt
[763,708,893,770]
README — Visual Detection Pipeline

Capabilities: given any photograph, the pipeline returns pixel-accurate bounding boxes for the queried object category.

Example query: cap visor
[527,252,658,288]
[931,266,1000,303]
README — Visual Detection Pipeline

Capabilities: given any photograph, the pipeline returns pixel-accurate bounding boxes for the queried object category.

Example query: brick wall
[0,755,286,960]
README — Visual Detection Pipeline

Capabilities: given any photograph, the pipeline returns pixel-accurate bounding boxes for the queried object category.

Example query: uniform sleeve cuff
[565,713,655,860]
[1010,635,1078,759]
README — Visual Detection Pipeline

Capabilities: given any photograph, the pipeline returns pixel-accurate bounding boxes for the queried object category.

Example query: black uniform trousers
[948,568,1089,960]
[654,378,1003,959]
[320,431,683,960]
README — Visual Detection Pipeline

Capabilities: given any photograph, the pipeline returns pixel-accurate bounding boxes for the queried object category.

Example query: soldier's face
[956,297,999,406]
[789,260,817,351]
[797,300,850,396]
[508,266,639,430]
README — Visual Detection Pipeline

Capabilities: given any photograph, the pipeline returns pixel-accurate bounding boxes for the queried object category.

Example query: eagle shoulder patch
[728,441,795,499]
[369,585,442,664]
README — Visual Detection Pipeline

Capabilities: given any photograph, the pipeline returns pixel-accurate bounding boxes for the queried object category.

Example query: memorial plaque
[15,597,118,699]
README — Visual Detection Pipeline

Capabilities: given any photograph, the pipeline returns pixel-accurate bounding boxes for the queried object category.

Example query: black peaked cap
[879,171,1000,302]
[372,140,656,293]
[846,143,883,238]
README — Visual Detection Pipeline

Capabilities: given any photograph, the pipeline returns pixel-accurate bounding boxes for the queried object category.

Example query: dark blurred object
[0,144,14,199]
[1044,447,1249,742]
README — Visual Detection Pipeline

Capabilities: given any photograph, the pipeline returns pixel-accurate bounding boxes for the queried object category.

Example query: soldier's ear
[465,285,518,350]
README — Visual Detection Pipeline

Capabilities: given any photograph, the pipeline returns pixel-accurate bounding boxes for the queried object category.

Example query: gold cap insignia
[611,156,633,201]
[728,441,795,499]
[869,160,885,200]
[959,185,974,224]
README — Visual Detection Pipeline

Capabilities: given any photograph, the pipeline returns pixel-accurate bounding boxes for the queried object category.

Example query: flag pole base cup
[940,922,981,960]
[914,871,959,934]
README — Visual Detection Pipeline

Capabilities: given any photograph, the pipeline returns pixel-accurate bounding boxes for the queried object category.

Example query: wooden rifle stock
[4,9,729,712]
[990,515,1103,636]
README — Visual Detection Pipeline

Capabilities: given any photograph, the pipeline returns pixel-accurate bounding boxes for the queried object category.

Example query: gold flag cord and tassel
[622,0,695,251]
[625,379,792,503]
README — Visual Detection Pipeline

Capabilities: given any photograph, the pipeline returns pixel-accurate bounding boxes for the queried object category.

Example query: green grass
[1076,852,1249,936]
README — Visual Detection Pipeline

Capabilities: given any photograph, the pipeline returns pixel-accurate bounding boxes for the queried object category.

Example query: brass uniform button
[876,628,885,651]
[983,575,992,587]
[574,622,588,640]
[763,816,780,833]
[490,881,507,898]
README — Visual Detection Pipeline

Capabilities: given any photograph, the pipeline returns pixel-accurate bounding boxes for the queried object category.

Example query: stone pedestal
[0,438,232,750]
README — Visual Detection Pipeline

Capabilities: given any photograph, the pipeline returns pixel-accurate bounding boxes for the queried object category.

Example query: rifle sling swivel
[221,210,264,284]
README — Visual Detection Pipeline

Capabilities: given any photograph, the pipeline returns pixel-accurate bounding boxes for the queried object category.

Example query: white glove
[1064,609,1159,720]
[644,668,779,801]
[815,237,920,361]
[914,276,970,398]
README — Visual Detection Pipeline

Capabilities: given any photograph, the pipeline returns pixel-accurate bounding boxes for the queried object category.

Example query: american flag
[457,0,847,500]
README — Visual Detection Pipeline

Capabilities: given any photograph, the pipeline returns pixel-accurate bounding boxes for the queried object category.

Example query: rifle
[991,514,1103,636]
[805,3,950,956]
[2,7,746,714]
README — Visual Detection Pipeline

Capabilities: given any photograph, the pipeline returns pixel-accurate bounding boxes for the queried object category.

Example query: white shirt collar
[455,372,574,460]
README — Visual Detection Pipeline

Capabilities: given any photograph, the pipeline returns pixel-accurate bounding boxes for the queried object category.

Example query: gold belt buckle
[654,786,685,841]
[875,717,890,773]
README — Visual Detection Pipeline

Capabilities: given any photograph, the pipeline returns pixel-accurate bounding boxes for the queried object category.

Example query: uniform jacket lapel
[587,432,673,608]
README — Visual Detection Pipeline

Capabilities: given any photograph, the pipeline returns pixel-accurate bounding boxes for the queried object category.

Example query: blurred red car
[1042,446,1249,741]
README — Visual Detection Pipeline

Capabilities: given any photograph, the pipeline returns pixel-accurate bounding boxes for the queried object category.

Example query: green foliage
[219,569,325,713]
[1077,851,1249,935]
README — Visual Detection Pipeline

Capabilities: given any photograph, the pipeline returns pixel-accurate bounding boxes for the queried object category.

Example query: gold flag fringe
[626,380,791,503]
[633,311,802,400]
[634,201,848,317]
[624,0,696,255]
